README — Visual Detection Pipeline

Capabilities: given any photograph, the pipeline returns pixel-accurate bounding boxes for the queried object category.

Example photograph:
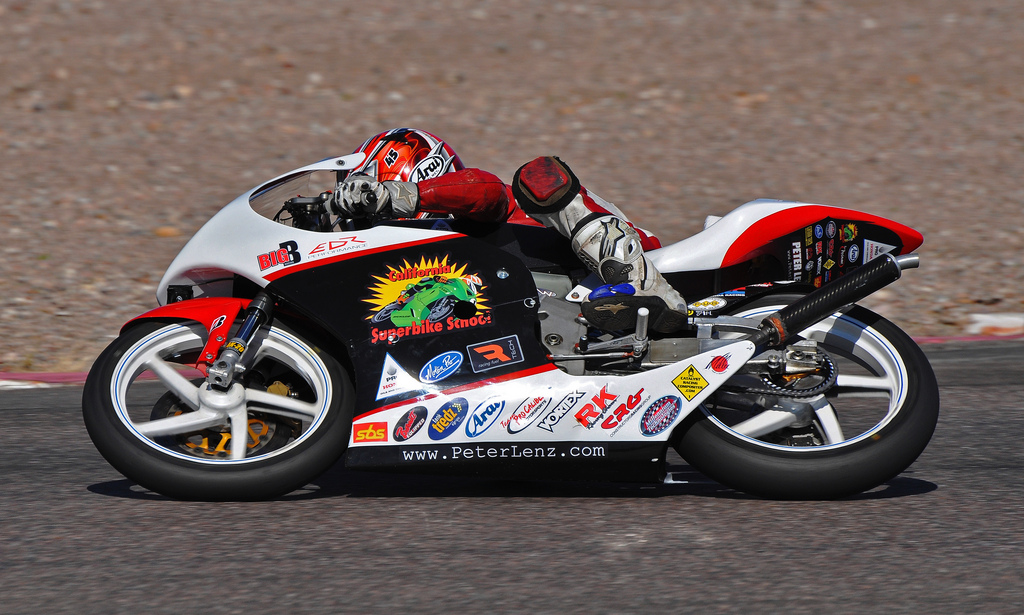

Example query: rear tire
[83,320,353,500]
[675,295,939,499]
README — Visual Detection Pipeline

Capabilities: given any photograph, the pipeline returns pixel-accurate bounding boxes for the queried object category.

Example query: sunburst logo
[362,255,489,319]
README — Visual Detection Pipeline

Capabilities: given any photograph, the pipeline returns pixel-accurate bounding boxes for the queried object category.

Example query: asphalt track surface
[2,341,1022,614]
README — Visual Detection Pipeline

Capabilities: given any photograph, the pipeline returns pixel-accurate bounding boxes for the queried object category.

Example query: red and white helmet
[349,128,464,182]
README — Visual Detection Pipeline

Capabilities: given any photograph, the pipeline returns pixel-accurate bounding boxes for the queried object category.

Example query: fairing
[649,198,923,274]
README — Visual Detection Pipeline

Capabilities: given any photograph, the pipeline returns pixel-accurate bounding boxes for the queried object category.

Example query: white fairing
[352,340,756,447]
[647,198,811,273]
[156,153,459,305]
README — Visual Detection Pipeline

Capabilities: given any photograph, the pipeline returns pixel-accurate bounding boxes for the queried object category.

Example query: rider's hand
[332,175,389,218]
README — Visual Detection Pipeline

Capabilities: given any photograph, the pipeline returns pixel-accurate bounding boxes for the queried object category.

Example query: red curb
[0,372,89,384]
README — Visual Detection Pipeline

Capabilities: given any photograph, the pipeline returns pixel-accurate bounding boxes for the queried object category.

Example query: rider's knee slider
[512,156,581,214]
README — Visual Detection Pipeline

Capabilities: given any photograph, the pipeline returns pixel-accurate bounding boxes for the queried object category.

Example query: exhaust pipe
[747,253,918,350]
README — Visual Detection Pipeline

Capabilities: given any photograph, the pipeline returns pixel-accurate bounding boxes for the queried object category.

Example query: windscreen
[248,170,337,221]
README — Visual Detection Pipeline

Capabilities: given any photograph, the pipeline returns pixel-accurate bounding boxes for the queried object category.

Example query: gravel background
[3,0,1023,373]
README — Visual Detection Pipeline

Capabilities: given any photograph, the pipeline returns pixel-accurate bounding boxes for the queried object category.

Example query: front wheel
[675,295,939,499]
[82,320,353,500]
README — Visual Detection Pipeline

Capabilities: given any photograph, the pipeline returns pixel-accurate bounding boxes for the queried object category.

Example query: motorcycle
[82,153,939,500]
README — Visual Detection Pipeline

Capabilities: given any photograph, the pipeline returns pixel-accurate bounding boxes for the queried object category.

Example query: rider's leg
[511,156,688,333]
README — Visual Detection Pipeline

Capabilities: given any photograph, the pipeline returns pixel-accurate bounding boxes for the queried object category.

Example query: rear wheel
[83,320,353,500]
[675,294,939,499]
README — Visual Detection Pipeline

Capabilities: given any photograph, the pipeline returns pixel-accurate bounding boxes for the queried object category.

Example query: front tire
[675,295,939,499]
[83,319,353,500]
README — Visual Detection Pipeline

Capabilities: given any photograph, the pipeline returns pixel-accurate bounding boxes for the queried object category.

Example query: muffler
[747,253,919,350]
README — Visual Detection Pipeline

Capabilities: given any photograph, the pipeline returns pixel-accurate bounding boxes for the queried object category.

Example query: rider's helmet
[349,128,464,182]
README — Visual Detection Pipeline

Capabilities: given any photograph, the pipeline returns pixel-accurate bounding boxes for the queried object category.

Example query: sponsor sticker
[687,297,728,312]
[672,365,708,401]
[841,223,858,243]
[862,239,896,261]
[419,351,463,383]
[258,241,301,271]
[465,398,506,438]
[826,220,837,239]
[848,244,860,264]
[536,390,586,433]
[376,353,422,401]
[503,396,551,434]
[790,241,802,281]
[574,386,618,429]
[363,255,490,345]
[467,334,525,373]
[209,315,227,333]
[428,398,470,440]
[308,236,367,261]
[707,354,730,373]
[640,396,682,437]
[814,224,824,239]
[393,406,428,442]
[600,388,646,430]
[353,422,388,443]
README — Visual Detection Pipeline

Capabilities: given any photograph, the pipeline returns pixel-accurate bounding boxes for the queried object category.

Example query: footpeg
[633,307,650,356]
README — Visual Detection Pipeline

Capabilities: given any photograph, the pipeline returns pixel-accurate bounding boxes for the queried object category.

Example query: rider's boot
[511,156,688,333]
[571,216,689,332]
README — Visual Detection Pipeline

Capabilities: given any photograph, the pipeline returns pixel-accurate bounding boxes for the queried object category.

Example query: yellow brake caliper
[182,381,291,456]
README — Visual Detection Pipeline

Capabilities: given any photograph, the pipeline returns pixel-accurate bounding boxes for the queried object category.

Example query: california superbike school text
[370,312,493,344]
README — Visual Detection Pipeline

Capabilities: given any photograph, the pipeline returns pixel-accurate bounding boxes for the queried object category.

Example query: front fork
[206,292,275,390]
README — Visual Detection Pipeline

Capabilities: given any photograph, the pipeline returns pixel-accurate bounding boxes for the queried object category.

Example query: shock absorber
[207,292,275,390]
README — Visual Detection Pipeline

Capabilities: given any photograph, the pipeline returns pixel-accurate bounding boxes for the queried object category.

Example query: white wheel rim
[713,305,910,452]
[110,323,333,465]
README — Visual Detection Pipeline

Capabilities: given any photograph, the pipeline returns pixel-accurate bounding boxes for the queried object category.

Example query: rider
[330,127,688,333]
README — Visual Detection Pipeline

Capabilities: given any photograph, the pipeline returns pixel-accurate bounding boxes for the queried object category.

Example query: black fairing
[267,229,553,412]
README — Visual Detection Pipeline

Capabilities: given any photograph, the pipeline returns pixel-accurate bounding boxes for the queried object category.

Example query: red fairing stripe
[263,235,456,282]
[353,363,560,422]
[720,205,924,268]
[122,297,250,333]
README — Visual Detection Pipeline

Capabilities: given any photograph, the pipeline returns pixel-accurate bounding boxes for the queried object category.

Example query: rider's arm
[416,168,510,222]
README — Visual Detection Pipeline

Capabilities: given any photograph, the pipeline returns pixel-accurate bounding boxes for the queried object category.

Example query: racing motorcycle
[82,153,939,501]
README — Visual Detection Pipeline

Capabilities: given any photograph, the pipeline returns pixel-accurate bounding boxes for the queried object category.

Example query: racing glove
[332,175,419,219]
